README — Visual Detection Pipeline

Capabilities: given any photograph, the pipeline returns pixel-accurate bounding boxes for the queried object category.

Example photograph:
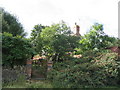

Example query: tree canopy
[1,8,34,68]
[1,8,26,37]
[31,21,80,62]
[79,23,119,52]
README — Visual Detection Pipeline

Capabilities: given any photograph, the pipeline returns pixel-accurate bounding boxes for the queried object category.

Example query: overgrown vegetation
[30,21,80,63]
[1,8,35,68]
[2,66,26,87]
[48,51,120,88]
[2,8,120,88]
[2,32,35,68]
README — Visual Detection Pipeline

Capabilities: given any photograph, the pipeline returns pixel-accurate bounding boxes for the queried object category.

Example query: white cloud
[0,0,119,37]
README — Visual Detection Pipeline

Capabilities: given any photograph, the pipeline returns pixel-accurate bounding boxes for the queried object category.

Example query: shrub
[48,51,119,88]
[2,32,35,68]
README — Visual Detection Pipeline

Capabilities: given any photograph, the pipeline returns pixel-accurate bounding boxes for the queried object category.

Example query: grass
[3,80,53,88]
[4,79,120,88]
[3,80,120,88]
[3,73,53,88]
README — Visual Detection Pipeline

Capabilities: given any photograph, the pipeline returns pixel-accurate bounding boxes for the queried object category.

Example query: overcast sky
[0,0,119,38]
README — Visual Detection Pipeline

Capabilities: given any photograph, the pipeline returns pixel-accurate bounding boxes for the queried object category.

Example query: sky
[0,0,119,38]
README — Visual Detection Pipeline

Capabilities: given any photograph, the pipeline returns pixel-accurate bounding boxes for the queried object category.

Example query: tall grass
[3,79,53,88]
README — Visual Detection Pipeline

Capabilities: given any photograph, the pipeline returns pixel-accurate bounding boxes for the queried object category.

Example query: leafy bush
[2,32,35,68]
[48,51,119,88]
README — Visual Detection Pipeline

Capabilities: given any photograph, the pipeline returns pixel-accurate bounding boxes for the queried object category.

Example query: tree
[30,24,47,54]
[79,23,118,52]
[35,21,80,62]
[51,34,80,62]
[2,32,34,68]
[1,8,26,37]
[30,24,46,41]
[1,8,35,68]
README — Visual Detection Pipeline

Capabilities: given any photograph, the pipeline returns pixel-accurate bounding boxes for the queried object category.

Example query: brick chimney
[75,23,80,36]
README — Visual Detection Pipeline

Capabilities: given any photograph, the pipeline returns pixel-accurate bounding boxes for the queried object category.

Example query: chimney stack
[75,22,80,36]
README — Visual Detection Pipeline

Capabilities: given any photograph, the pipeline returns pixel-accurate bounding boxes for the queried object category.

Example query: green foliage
[48,51,119,88]
[30,24,46,44]
[1,7,26,37]
[79,23,119,52]
[51,34,80,61]
[30,24,46,54]
[33,21,80,62]
[2,32,34,67]
[31,24,46,40]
